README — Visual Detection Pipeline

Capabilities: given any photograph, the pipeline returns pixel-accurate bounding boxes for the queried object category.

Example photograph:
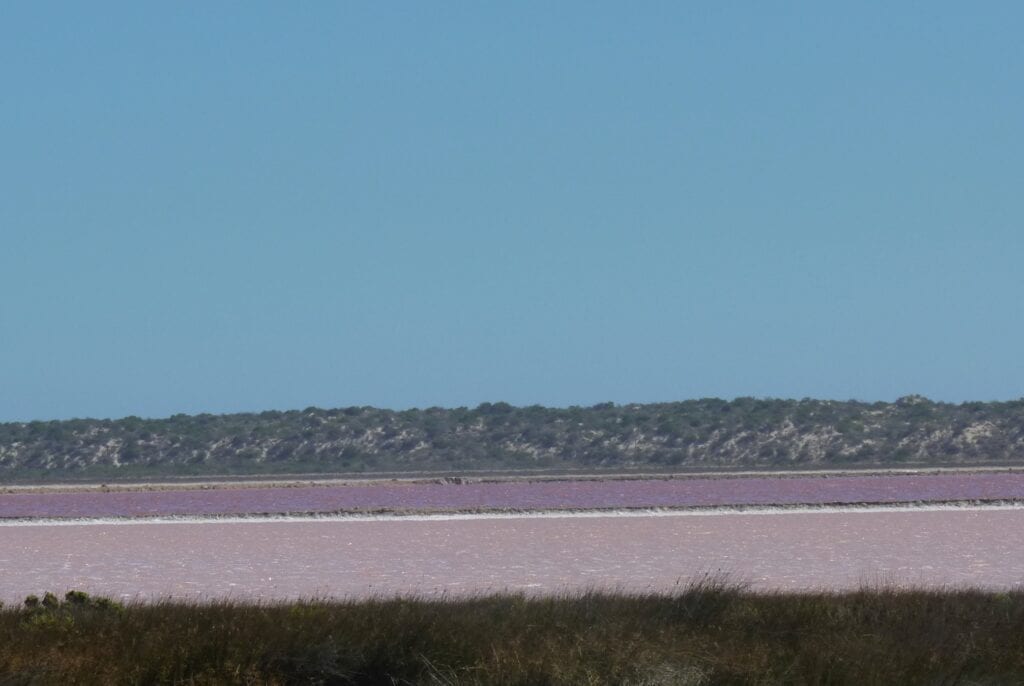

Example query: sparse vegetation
[4,397,1024,480]
[2,581,1024,684]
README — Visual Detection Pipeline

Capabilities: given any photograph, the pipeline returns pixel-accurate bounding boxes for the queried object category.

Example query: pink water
[2,508,1023,602]
[4,472,1024,519]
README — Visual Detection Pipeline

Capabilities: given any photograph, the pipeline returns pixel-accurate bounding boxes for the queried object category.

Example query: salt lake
[3,506,1024,603]
[4,471,1024,519]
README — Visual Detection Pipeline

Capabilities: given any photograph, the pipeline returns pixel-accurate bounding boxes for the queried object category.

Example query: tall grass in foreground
[3,579,1024,685]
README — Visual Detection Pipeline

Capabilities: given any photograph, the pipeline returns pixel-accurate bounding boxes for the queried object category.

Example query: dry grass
[2,579,1024,685]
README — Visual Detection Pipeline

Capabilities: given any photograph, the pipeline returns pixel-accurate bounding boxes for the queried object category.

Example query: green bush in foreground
[2,581,1024,685]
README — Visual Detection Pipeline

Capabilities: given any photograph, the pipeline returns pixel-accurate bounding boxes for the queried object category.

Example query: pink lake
[4,472,1024,519]
[2,508,1023,603]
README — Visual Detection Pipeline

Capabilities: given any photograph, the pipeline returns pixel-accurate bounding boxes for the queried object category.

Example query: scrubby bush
[64,590,90,605]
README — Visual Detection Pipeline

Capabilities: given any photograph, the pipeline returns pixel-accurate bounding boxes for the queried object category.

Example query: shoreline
[4,463,1024,494]
[4,498,1024,527]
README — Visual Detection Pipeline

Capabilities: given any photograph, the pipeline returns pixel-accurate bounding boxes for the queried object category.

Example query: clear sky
[2,2,1022,421]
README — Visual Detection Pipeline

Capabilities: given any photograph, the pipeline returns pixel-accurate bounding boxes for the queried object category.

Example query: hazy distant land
[3,396,1024,481]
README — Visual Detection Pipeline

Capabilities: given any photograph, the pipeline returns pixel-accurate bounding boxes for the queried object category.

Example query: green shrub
[64,590,90,605]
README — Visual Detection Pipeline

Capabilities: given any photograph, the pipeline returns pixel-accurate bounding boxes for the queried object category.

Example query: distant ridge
[3,397,1024,480]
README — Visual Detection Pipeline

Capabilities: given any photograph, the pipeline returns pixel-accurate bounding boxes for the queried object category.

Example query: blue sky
[2,2,1022,421]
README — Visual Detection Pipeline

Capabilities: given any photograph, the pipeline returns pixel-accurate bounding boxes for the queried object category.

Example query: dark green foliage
[3,397,1024,480]
[63,590,89,605]
[3,585,1024,684]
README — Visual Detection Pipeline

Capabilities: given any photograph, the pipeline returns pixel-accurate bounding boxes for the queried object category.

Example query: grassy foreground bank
[2,583,1023,685]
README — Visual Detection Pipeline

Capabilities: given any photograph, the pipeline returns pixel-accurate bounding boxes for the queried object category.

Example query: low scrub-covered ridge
[3,396,1024,478]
